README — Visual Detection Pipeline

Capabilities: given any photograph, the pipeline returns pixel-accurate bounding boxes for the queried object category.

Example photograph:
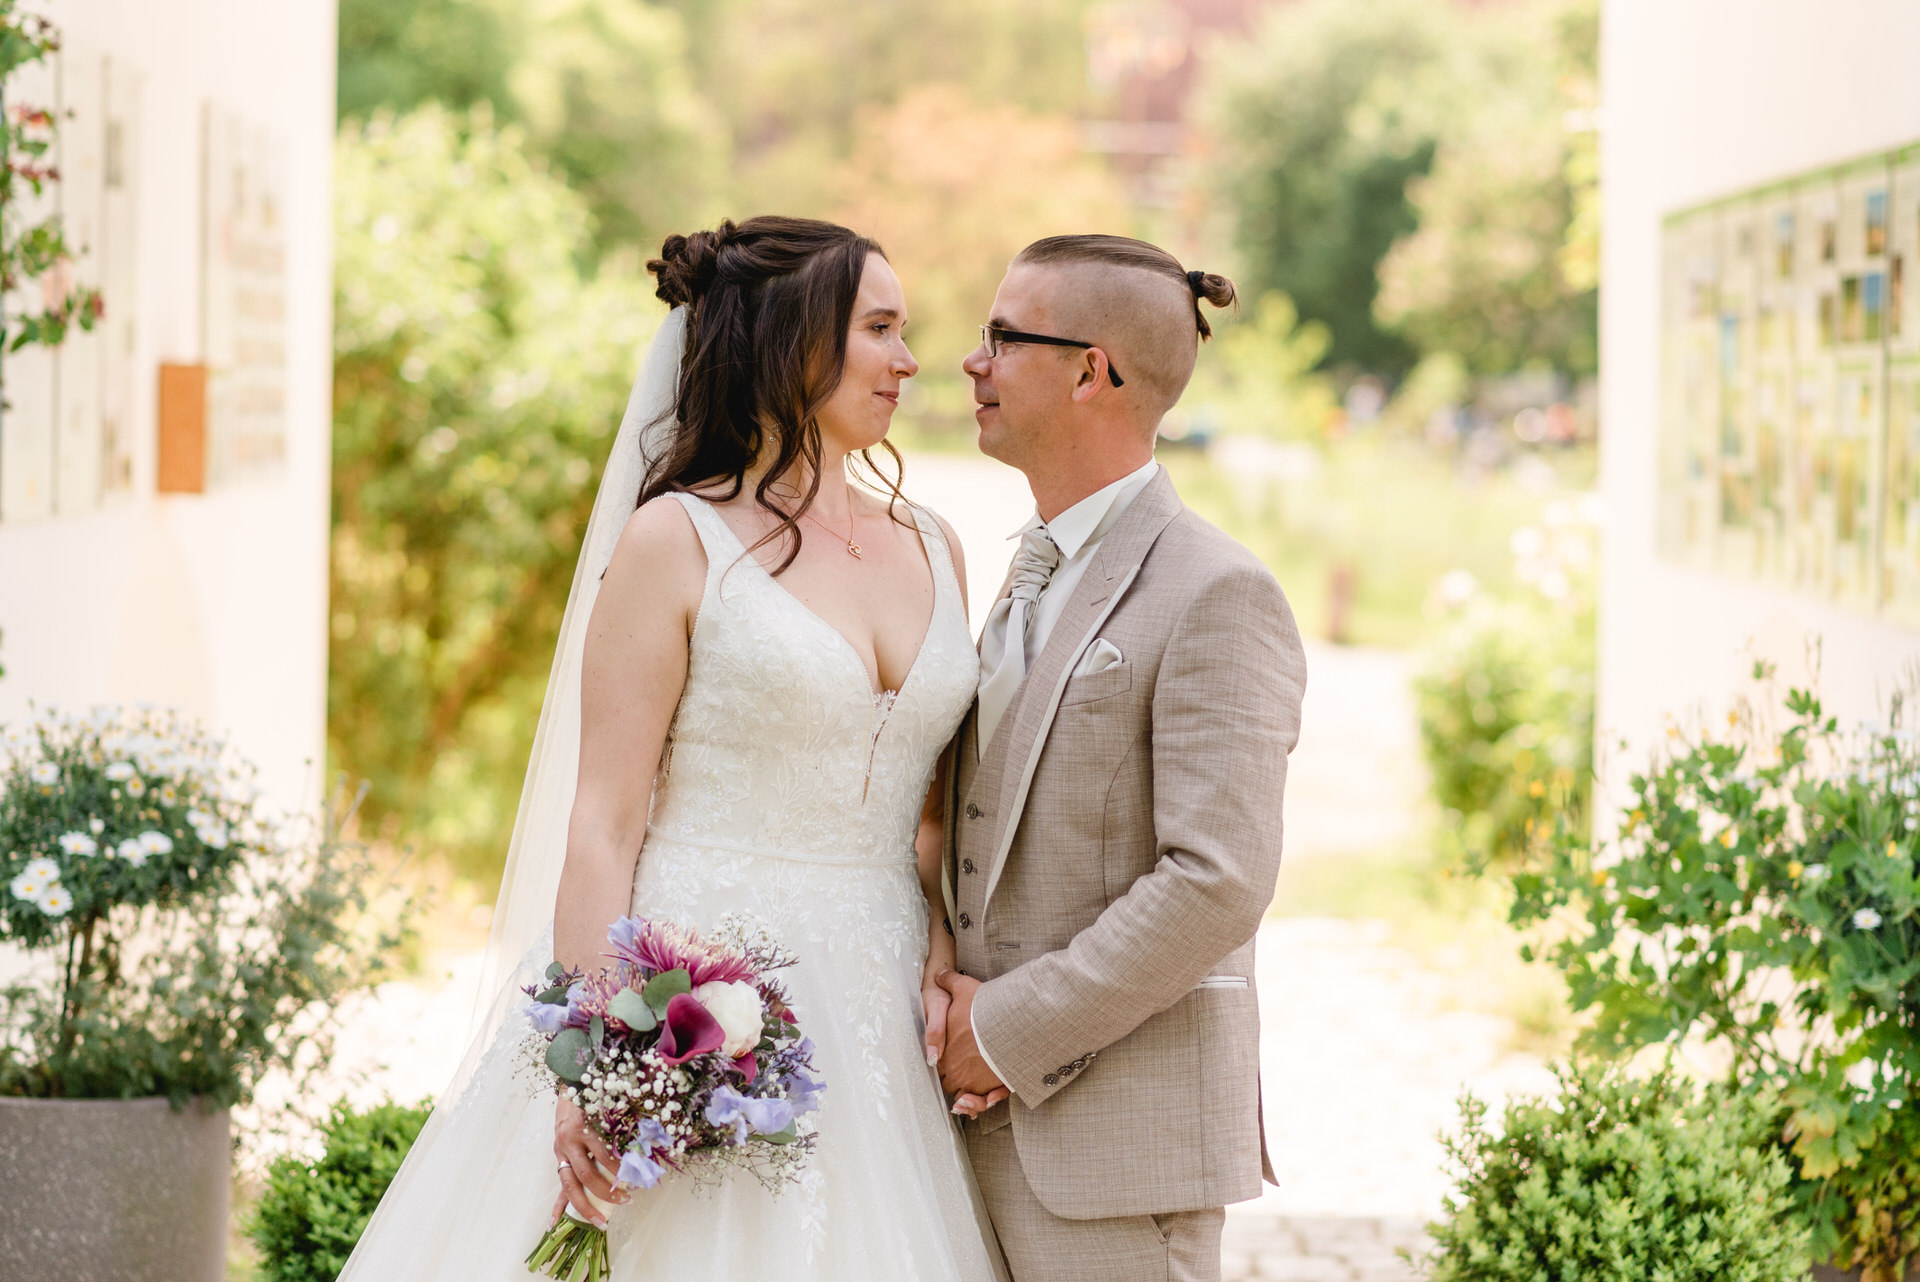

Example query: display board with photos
[1660,142,1920,623]
[0,41,140,524]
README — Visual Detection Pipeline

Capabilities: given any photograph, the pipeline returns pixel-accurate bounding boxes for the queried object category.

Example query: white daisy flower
[57,832,98,856]
[200,826,229,850]
[88,818,104,835]
[1855,908,1884,930]
[36,884,72,916]
[10,871,48,901]
[23,857,60,882]
[28,762,58,785]
[103,761,136,781]
[117,839,146,865]
[126,777,146,797]
[138,831,174,855]
[186,809,213,829]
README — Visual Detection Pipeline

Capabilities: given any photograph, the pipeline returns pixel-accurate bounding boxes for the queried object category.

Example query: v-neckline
[694,495,942,702]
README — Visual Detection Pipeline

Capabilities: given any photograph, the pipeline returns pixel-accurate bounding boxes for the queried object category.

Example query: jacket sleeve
[970,561,1306,1105]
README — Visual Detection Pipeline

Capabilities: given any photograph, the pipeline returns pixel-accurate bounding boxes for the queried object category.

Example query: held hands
[932,967,1007,1117]
[551,1095,628,1229]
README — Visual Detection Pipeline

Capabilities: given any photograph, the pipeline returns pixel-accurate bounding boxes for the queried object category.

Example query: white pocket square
[1072,639,1124,677]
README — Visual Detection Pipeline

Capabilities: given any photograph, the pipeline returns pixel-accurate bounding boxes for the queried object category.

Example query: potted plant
[1512,665,1920,1281]
[0,706,403,1282]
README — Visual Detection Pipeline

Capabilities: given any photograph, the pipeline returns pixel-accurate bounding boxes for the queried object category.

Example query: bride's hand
[922,923,956,1068]
[552,1095,625,1228]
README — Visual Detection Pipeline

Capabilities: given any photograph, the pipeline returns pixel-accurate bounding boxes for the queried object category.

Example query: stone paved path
[1223,1215,1429,1282]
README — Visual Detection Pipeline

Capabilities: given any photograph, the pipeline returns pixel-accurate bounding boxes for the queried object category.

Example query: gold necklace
[801,481,863,558]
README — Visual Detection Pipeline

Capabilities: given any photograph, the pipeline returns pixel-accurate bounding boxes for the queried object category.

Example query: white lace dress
[338,493,1004,1281]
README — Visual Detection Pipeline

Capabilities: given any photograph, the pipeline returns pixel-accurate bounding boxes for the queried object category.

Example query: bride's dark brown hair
[640,215,906,573]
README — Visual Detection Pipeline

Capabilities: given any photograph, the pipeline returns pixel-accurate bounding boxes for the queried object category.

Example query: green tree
[1374,0,1599,376]
[329,108,654,877]
[337,0,518,123]
[1202,0,1452,376]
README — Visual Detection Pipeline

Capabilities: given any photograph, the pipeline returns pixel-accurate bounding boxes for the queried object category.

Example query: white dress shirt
[971,456,1158,1095]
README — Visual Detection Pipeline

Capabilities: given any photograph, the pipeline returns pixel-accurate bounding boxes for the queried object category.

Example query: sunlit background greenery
[327,0,1600,889]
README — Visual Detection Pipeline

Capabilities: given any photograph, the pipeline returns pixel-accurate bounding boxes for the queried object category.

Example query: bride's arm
[551,498,705,1225]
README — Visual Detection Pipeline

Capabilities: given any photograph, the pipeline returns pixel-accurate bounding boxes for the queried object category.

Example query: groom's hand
[934,968,1007,1101]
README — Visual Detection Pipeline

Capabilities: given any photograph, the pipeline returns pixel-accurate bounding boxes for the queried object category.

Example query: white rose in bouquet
[693,979,764,1058]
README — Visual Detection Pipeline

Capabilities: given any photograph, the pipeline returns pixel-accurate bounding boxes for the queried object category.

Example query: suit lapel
[979,468,1182,911]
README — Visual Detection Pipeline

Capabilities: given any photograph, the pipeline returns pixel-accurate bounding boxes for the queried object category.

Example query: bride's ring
[557,1159,572,1172]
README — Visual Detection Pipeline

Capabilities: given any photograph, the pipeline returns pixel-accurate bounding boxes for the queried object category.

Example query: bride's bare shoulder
[603,494,707,596]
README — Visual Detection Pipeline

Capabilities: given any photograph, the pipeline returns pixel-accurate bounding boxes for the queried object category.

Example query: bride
[339,216,1008,1280]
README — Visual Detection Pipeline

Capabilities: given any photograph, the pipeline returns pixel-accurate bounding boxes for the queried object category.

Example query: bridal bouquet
[522,913,823,1281]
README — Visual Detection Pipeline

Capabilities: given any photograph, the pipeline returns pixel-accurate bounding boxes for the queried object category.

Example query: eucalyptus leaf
[606,987,657,1031]
[643,968,692,1015]
[545,1028,592,1083]
[544,960,567,984]
[759,1123,799,1146]
[589,1014,605,1051]
[534,984,570,1006]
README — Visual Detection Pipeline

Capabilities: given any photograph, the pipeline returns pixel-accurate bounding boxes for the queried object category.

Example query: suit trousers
[965,1120,1225,1282]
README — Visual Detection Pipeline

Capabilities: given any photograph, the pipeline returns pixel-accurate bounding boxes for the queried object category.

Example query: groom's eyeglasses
[979,324,1124,387]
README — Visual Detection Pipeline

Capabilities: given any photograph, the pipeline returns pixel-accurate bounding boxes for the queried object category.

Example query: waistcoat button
[962,858,976,875]
[958,912,972,929]
[964,803,982,819]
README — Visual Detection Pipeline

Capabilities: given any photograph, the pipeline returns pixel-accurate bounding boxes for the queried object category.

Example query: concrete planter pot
[1814,1265,1920,1281]
[0,1096,229,1282]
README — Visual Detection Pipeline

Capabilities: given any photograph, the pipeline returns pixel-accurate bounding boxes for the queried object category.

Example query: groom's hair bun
[649,221,736,308]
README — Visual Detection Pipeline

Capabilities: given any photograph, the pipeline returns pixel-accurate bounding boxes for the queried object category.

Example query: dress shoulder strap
[663,491,748,601]
[904,502,961,610]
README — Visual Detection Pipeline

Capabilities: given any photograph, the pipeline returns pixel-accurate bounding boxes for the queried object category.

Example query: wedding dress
[337,309,1007,1280]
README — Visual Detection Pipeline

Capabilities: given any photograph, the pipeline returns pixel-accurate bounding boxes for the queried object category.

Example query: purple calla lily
[657,992,725,1064]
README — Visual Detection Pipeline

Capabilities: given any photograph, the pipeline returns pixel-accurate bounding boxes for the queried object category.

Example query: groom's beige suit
[947,464,1306,1281]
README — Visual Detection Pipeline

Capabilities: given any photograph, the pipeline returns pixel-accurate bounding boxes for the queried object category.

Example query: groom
[935,235,1306,1281]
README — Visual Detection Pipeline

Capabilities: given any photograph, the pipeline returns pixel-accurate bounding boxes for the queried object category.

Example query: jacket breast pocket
[1059,662,1132,708]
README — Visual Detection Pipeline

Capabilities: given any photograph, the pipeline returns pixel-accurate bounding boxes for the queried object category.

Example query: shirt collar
[1014,457,1160,561]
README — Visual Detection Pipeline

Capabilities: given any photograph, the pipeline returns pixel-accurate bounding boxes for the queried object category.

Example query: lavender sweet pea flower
[526,1001,573,1035]
[617,1148,664,1190]
[704,1085,795,1144]
[782,1070,826,1117]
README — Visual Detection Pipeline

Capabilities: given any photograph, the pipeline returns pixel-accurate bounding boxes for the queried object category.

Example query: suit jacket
[948,466,1306,1221]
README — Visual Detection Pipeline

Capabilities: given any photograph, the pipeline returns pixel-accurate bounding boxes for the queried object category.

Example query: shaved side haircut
[1013,234,1237,418]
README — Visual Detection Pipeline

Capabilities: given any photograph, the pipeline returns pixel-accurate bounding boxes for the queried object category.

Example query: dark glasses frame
[979,324,1124,387]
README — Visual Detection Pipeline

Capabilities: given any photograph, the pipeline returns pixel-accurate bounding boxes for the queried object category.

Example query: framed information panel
[1659,141,1920,623]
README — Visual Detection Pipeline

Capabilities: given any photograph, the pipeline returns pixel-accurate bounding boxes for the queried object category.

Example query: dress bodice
[646,492,977,866]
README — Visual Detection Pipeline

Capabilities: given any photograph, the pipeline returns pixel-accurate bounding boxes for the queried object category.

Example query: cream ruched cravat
[975,526,1062,755]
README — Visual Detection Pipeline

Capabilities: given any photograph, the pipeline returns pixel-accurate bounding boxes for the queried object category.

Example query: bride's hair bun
[649,221,737,307]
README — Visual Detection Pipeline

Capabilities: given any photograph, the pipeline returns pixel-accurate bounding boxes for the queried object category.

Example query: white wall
[1599,0,1920,782]
[0,0,336,810]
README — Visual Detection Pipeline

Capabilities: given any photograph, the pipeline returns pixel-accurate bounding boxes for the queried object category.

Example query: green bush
[251,1099,433,1282]
[1415,511,1595,872]
[1425,1061,1808,1282]
[1513,671,1920,1276]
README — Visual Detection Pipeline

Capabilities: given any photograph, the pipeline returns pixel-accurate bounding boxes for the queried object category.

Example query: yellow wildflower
[1788,861,1804,880]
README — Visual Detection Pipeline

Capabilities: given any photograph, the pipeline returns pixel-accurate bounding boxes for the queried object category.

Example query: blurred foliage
[337,0,517,123]
[1166,443,1595,650]
[1424,1061,1808,1282]
[250,1098,432,1282]
[1510,675,1920,1277]
[1375,0,1600,376]
[1202,0,1446,376]
[833,84,1135,422]
[1202,0,1597,380]
[1180,292,1336,442]
[1415,509,1596,872]
[329,108,654,876]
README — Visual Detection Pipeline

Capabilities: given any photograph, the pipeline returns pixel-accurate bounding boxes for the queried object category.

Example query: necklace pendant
[847,541,863,559]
